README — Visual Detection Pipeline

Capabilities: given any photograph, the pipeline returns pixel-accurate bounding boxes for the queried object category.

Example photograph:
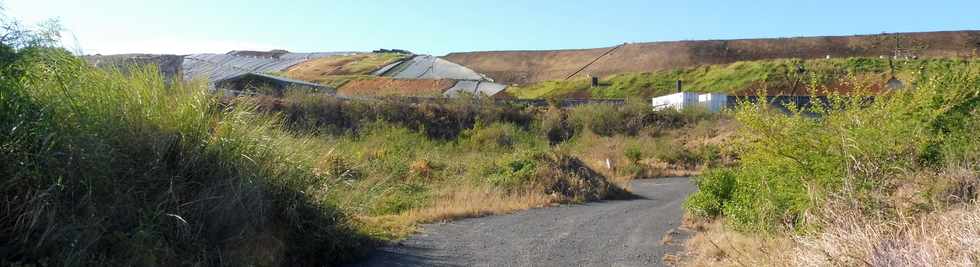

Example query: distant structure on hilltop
[372,48,412,54]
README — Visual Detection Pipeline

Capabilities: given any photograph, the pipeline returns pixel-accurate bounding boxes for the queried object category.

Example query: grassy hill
[507,57,980,99]
[445,30,980,85]
[282,52,407,88]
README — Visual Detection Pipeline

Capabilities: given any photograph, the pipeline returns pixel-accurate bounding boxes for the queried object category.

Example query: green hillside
[508,57,980,99]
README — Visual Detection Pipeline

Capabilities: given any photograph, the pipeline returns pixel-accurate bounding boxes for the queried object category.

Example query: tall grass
[685,64,980,232]
[1,48,371,266]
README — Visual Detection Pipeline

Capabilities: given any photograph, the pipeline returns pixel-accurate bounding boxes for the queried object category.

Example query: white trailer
[651,92,728,113]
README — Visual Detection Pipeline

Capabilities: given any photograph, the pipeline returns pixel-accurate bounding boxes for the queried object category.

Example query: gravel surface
[350,177,695,267]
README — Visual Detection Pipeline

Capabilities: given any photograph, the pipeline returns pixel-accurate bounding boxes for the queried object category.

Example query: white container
[651,92,698,111]
[697,93,728,112]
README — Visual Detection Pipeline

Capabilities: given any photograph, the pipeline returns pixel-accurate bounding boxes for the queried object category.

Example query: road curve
[350,177,696,267]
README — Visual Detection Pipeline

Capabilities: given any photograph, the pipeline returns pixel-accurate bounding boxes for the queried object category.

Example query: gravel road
[350,177,696,267]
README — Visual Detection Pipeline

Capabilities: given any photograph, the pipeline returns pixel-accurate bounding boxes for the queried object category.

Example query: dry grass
[569,117,735,180]
[795,203,980,266]
[361,185,554,237]
[338,78,455,97]
[286,53,405,78]
[678,202,980,266]
[677,213,794,267]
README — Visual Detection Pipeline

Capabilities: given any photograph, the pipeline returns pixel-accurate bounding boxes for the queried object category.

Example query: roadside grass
[676,214,794,267]
[678,61,980,265]
[509,57,980,99]
[1,48,372,266]
[680,194,980,266]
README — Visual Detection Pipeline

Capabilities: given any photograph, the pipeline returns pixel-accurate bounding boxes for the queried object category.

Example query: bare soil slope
[444,31,980,85]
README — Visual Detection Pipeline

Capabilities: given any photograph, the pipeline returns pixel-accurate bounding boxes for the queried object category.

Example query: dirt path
[350,177,696,267]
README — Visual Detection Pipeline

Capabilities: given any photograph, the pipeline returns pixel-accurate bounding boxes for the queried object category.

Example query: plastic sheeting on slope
[382,55,488,81]
[181,52,354,83]
[443,80,508,97]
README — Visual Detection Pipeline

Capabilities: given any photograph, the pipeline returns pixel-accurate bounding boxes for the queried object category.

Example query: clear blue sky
[6,0,979,55]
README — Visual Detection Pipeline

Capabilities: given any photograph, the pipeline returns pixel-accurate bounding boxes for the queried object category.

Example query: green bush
[685,169,737,217]
[624,145,644,164]
[686,68,980,232]
[463,122,539,151]
[486,151,542,189]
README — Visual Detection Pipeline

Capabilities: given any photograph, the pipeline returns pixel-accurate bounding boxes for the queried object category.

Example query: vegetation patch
[678,61,980,265]
[509,58,980,99]
[338,78,456,97]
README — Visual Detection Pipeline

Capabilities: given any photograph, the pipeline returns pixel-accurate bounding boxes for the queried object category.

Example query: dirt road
[351,177,695,267]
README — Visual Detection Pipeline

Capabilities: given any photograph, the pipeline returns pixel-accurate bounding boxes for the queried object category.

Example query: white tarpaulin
[382,55,489,81]
[443,80,508,97]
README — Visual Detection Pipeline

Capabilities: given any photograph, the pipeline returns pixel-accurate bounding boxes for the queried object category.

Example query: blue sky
[6,0,979,55]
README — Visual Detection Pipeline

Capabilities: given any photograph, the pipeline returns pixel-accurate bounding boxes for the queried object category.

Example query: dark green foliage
[541,109,577,145]
[259,93,535,140]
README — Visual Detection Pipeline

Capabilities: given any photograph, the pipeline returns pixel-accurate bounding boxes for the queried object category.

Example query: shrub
[540,109,578,145]
[624,145,644,164]
[685,169,737,218]
[656,146,701,168]
[463,122,536,151]
[566,101,717,138]
[486,151,541,189]
[688,70,980,232]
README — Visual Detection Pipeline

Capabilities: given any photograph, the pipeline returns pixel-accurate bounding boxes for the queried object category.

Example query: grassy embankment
[279,52,407,88]
[679,60,980,266]
[1,46,725,265]
[509,57,980,99]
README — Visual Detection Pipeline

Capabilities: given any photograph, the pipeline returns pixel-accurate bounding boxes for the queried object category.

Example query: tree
[0,5,62,51]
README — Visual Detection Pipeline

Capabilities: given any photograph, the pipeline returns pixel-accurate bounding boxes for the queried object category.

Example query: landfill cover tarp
[444,80,508,97]
[182,52,352,83]
[384,55,488,80]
